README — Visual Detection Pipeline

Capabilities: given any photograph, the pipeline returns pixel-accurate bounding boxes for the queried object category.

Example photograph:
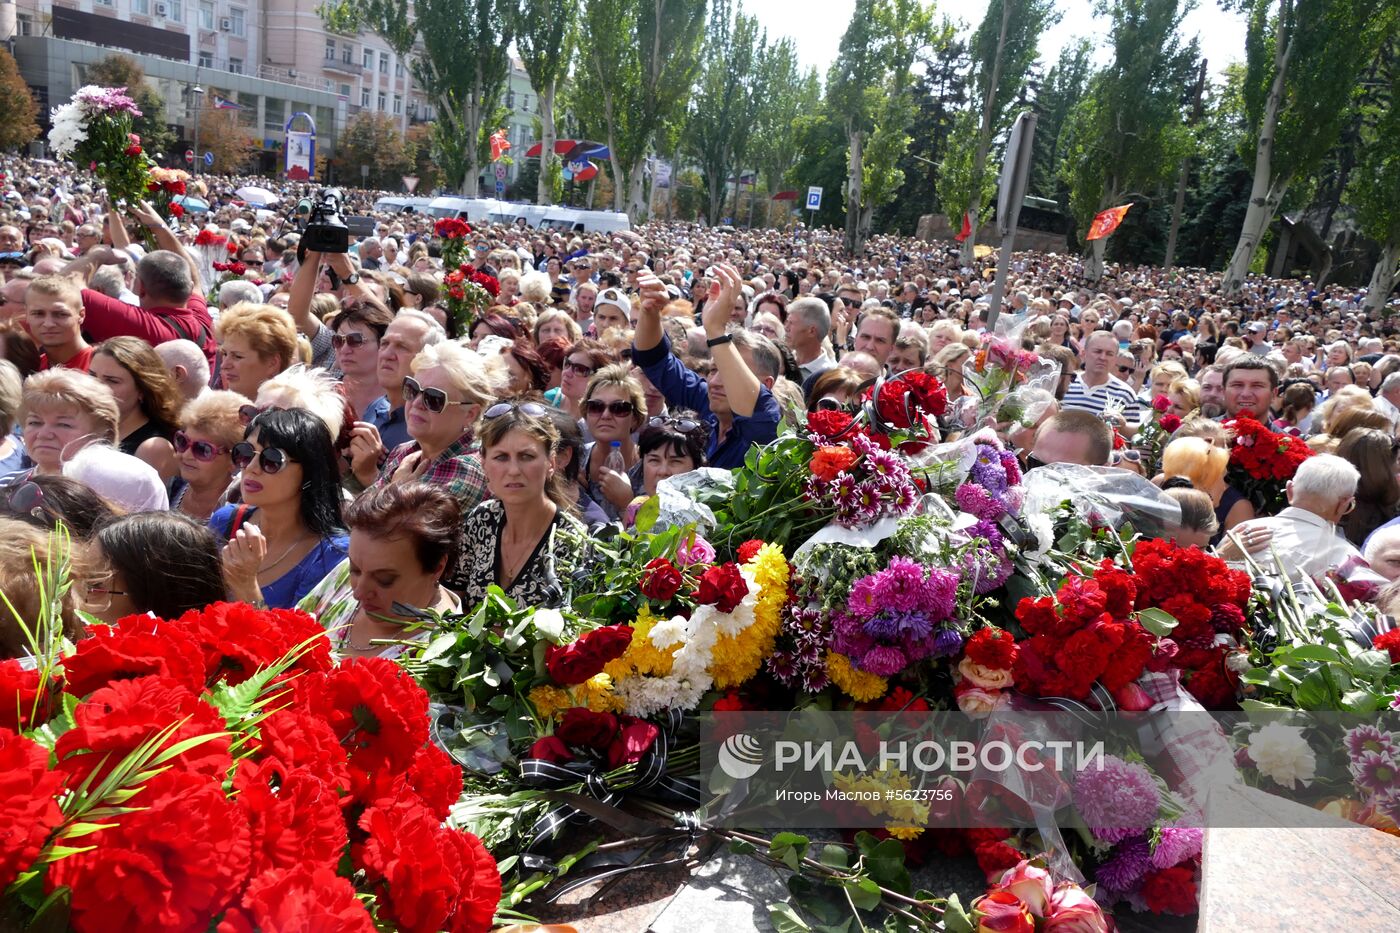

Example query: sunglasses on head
[648,415,702,434]
[238,404,269,426]
[483,401,548,420]
[815,396,853,412]
[231,442,295,474]
[586,399,636,418]
[174,431,230,462]
[403,376,469,414]
[564,360,596,377]
[331,331,373,350]
[1,481,46,519]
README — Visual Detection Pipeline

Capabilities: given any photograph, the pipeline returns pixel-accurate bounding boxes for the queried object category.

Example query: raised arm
[129,200,203,295]
[634,270,668,352]
[287,247,329,338]
[704,264,762,418]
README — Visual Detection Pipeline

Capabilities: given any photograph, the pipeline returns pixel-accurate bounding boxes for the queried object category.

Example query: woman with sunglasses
[18,369,119,477]
[90,337,182,482]
[555,337,616,424]
[329,301,394,421]
[581,364,647,520]
[370,342,503,515]
[170,390,244,521]
[210,408,348,609]
[300,483,463,659]
[459,401,585,608]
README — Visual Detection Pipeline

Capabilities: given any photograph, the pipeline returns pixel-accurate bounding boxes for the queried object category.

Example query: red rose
[736,539,766,563]
[1159,413,1182,432]
[973,840,1026,881]
[1152,394,1171,412]
[713,690,749,711]
[55,675,232,787]
[301,657,429,773]
[694,562,750,613]
[0,728,67,889]
[1141,865,1198,915]
[170,202,185,218]
[0,658,52,731]
[606,716,660,770]
[555,708,619,749]
[1374,629,1400,663]
[527,735,574,763]
[546,624,633,685]
[237,763,346,875]
[226,865,375,933]
[124,143,142,156]
[63,616,205,697]
[966,627,1017,672]
[355,803,500,933]
[807,408,855,439]
[406,741,464,820]
[640,557,683,601]
[47,770,252,933]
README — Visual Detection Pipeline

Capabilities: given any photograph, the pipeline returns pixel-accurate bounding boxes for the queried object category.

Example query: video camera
[294,187,349,254]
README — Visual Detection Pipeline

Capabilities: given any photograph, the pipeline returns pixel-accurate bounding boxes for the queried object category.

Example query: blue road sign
[806,186,823,211]
[203,152,215,167]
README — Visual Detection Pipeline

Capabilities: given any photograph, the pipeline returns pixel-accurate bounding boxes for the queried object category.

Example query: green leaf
[770,831,810,871]
[634,494,660,533]
[768,902,813,933]
[844,877,881,911]
[819,844,849,869]
[1293,669,1333,709]
[729,838,757,856]
[419,631,460,662]
[1341,689,1383,713]
[942,893,977,933]
[1282,644,1343,664]
[862,838,910,890]
[1136,607,1179,636]
[1351,649,1392,685]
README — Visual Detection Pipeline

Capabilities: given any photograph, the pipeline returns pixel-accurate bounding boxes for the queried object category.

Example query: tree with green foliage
[749,42,817,207]
[786,111,849,230]
[1059,0,1198,280]
[86,55,173,159]
[517,0,576,205]
[321,0,516,195]
[1027,40,1092,205]
[338,111,417,189]
[1220,0,1397,295]
[577,0,706,218]
[828,0,889,253]
[689,0,768,224]
[937,0,1056,262]
[1348,50,1400,314]
[0,48,38,152]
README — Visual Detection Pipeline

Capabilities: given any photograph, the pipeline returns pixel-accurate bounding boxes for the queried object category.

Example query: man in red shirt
[61,201,216,367]
[26,275,93,371]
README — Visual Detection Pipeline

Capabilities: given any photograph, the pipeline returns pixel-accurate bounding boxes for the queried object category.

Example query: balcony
[322,57,363,78]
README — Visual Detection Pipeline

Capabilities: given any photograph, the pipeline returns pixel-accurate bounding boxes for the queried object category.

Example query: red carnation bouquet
[0,603,501,933]
[146,166,191,223]
[443,264,501,337]
[1223,413,1314,513]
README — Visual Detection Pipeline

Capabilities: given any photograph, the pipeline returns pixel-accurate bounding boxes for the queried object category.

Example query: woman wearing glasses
[370,342,503,514]
[581,364,647,521]
[209,408,348,609]
[170,390,244,521]
[459,402,585,608]
[329,301,394,421]
[83,512,226,625]
[553,338,615,423]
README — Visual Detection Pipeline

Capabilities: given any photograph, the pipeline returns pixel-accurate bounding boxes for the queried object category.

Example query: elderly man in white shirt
[1220,454,1385,600]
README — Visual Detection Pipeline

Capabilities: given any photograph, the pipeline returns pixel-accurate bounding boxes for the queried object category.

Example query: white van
[373,196,435,214]
[539,209,632,234]
[425,197,500,222]
[486,203,551,228]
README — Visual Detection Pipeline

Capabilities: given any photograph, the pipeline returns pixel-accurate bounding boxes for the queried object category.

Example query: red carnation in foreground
[0,728,67,889]
[238,764,347,876]
[47,770,252,933]
[355,802,501,933]
[1141,865,1198,915]
[405,741,465,820]
[0,658,52,731]
[62,615,205,697]
[736,539,766,563]
[253,707,350,792]
[807,408,856,440]
[220,864,375,933]
[1372,629,1400,663]
[966,627,1018,671]
[301,657,429,773]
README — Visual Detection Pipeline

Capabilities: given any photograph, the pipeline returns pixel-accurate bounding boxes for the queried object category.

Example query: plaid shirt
[373,437,487,513]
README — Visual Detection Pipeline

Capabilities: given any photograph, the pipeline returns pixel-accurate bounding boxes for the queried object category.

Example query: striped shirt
[1061,373,1141,425]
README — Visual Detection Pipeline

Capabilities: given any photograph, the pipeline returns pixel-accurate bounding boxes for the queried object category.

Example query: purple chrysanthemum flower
[1096,836,1152,893]
[966,519,1005,551]
[1351,750,1400,796]
[967,550,1014,595]
[1345,725,1400,762]
[858,644,908,676]
[895,610,933,641]
[1150,825,1203,870]
[872,557,927,612]
[921,567,959,620]
[931,627,965,658]
[862,613,902,640]
[1374,787,1400,825]
[1073,756,1162,845]
[865,447,902,478]
[830,473,859,509]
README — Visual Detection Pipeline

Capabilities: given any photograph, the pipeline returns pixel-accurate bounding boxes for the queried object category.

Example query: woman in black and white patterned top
[457,400,586,608]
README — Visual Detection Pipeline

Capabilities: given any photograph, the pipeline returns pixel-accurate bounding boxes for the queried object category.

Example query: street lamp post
[190,84,206,175]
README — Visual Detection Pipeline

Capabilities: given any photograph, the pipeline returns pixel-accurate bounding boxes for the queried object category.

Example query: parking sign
[806,186,823,211]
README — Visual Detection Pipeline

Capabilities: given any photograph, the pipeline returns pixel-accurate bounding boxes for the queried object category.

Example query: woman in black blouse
[458,400,585,608]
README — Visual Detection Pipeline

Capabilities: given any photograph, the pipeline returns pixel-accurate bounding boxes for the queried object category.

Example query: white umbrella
[235,186,279,206]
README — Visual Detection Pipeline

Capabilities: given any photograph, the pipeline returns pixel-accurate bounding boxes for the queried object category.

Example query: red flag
[954,212,972,242]
[490,128,511,162]
[1085,204,1132,241]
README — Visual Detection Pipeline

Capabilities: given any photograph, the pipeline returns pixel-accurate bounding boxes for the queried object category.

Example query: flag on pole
[953,212,972,243]
[1085,204,1132,241]
[490,128,511,162]
[212,95,245,110]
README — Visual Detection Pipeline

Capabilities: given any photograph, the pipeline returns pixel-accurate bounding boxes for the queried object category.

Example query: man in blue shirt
[632,263,781,470]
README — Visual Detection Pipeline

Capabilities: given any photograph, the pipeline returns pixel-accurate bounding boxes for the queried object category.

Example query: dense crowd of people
[1,152,1399,660]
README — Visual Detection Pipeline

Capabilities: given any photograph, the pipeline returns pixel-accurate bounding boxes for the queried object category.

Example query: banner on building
[285,112,317,180]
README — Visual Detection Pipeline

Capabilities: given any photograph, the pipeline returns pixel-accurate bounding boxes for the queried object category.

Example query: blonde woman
[216,302,299,399]
[19,369,119,476]
[1161,436,1253,544]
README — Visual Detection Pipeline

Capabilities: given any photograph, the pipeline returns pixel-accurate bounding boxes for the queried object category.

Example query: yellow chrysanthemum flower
[826,651,887,703]
[885,824,925,840]
[527,685,570,721]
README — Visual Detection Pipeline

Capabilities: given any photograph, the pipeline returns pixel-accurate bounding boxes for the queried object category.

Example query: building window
[95,0,112,6]
[325,39,336,62]
[339,83,351,97]
[132,0,149,14]
[168,2,182,23]
[361,89,370,108]
[15,13,32,34]
[362,49,372,69]
[341,46,352,64]
[392,96,402,115]
[199,0,213,28]
[198,51,213,69]
[229,58,243,75]
[377,93,386,111]
[229,7,244,36]
[379,52,389,74]
[395,61,404,78]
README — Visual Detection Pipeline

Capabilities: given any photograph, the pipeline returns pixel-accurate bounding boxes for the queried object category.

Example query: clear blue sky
[750,0,1248,82]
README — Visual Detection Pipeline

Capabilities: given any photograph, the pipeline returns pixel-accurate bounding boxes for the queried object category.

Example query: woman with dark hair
[90,336,182,479]
[300,483,463,658]
[545,407,610,527]
[329,301,394,420]
[0,474,118,539]
[470,312,520,348]
[555,337,617,422]
[503,339,550,396]
[1337,429,1400,547]
[84,512,227,623]
[209,408,348,609]
[638,412,708,497]
[459,400,586,607]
